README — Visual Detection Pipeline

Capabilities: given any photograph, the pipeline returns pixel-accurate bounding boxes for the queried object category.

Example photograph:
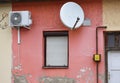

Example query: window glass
[107,34,115,47]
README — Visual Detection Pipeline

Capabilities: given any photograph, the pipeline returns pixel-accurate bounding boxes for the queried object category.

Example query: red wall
[12,0,105,83]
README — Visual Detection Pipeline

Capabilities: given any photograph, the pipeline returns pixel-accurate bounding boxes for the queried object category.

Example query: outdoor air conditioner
[9,11,32,29]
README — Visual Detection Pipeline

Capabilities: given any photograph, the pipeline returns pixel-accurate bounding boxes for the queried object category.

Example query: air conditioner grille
[11,13,21,25]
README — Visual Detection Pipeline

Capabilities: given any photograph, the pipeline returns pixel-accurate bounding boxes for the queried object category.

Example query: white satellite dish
[60,2,84,29]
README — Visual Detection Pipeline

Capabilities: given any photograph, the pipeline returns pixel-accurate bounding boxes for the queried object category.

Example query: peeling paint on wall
[0,5,10,30]
[39,76,75,83]
[76,67,94,83]
[14,75,28,83]
[99,73,105,83]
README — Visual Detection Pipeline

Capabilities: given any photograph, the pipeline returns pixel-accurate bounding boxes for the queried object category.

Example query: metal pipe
[96,62,99,83]
[96,26,107,54]
[96,26,107,83]
[17,27,21,44]
[72,17,80,30]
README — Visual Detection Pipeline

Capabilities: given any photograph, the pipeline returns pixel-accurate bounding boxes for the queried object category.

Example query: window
[105,32,120,50]
[43,31,68,68]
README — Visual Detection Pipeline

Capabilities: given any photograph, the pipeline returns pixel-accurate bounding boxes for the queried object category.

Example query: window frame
[43,31,69,68]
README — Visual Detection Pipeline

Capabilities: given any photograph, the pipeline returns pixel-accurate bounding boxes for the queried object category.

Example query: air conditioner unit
[9,11,32,28]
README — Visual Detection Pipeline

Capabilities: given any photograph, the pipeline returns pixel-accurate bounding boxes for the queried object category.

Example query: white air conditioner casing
[9,11,32,28]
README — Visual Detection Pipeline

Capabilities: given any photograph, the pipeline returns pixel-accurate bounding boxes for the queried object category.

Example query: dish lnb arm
[72,17,80,29]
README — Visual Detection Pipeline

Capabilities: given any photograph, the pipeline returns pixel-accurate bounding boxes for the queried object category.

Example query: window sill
[42,66,68,69]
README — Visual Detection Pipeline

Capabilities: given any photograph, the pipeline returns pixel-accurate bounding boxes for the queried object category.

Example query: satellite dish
[60,2,84,29]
